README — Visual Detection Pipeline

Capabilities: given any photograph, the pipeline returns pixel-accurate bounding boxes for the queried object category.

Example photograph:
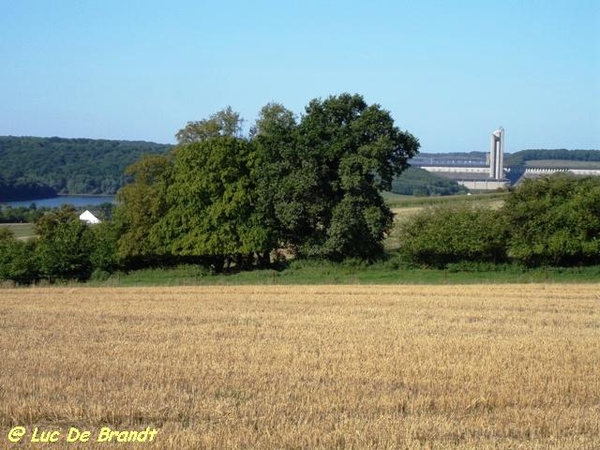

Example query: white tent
[79,210,101,225]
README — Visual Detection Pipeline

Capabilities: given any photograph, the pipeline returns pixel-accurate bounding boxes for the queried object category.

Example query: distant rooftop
[409,150,496,169]
[410,156,487,167]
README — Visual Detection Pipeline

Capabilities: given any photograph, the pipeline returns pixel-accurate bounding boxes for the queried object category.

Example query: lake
[1,195,116,208]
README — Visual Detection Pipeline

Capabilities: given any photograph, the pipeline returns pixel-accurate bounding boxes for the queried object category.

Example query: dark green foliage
[398,175,600,268]
[321,195,392,261]
[88,222,121,274]
[0,206,120,284]
[505,149,600,166]
[0,226,14,241]
[0,177,56,201]
[251,103,299,256]
[93,202,116,222]
[0,136,171,196]
[28,205,117,282]
[278,93,419,259]
[116,95,420,266]
[153,137,270,269]
[35,206,94,281]
[391,167,469,196]
[503,175,600,266]
[0,204,49,223]
[0,228,39,284]
[398,204,509,268]
[113,154,172,267]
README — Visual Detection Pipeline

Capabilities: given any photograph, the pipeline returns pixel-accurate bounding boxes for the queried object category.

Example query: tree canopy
[283,93,419,259]
[113,154,172,266]
[115,93,420,267]
[152,137,270,269]
[175,106,244,144]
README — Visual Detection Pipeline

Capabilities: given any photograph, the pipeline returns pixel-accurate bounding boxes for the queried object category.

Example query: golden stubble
[1,284,599,449]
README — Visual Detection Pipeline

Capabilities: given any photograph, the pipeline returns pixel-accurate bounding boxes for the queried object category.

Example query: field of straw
[1,284,599,449]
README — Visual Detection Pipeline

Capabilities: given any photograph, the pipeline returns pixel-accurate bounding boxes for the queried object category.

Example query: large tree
[275,93,420,259]
[114,154,172,266]
[116,94,419,268]
[152,136,270,269]
[251,103,300,256]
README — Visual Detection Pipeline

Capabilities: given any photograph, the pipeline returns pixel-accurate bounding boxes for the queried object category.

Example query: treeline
[117,95,419,267]
[0,136,172,197]
[0,205,119,283]
[391,167,468,196]
[2,174,599,284]
[0,203,114,224]
[4,93,598,285]
[0,93,421,283]
[0,204,52,223]
[505,149,600,166]
[398,174,600,268]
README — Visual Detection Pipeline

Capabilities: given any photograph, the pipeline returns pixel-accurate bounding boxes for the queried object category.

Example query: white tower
[489,127,504,180]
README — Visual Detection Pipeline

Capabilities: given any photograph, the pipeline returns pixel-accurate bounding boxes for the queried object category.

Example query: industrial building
[414,128,510,191]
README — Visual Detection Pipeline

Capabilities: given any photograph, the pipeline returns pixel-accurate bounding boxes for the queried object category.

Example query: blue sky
[1,0,598,153]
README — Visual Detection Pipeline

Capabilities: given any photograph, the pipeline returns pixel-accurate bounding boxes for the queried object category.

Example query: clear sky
[1,0,598,153]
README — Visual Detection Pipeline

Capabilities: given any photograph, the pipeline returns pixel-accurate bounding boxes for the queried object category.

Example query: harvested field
[1,284,599,449]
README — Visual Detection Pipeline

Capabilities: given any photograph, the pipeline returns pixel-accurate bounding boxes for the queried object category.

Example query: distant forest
[0,136,172,200]
[1,136,469,201]
[505,149,600,166]
[1,136,598,202]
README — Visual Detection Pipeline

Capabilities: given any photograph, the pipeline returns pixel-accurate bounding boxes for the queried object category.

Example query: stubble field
[1,284,599,449]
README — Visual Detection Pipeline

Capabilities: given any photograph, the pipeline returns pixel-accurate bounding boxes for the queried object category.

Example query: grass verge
[85,260,600,287]
[382,191,509,208]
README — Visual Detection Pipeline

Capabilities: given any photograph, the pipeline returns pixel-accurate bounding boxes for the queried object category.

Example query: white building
[79,210,101,225]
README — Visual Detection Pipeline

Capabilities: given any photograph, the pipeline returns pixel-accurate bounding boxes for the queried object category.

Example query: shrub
[0,229,40,284]
[397,204,509,268]
[35,206,94,282]
[503,175,600,266]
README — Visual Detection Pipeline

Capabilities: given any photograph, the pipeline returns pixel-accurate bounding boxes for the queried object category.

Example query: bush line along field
[1,284,599,449]
[87,261,600,286]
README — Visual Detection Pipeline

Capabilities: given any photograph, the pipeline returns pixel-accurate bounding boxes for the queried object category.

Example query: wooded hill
[1,135,597,202]
[0,136,172,199]
[0,135,466,201]
[505,149,600,166]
